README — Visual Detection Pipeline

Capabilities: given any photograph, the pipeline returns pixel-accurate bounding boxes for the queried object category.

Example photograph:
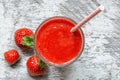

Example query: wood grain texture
[0,0,120,80]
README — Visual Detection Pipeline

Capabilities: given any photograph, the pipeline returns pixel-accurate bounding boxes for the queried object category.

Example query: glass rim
[34,16,85,67]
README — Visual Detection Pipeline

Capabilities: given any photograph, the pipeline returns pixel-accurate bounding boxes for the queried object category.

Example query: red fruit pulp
[35,17,84,66]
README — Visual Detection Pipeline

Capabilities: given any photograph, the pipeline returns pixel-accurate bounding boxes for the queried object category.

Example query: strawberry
[26,56,46,76]
[14,28,34,49]
[4,49,20,65]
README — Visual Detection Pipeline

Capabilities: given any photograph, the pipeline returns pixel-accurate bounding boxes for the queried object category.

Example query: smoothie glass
[34,16,84,67]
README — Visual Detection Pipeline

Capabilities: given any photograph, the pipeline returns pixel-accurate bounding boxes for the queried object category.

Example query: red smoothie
[35,17,84,66]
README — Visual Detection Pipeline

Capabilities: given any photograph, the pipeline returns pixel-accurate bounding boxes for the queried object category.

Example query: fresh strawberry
[4,49,20,65]
[26,56,46,76]
[14,28,34,49]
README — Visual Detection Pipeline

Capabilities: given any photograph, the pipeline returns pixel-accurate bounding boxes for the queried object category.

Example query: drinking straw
[70,5,104,32]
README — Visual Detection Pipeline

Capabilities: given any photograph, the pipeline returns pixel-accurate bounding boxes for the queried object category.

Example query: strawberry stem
[21,36,34,48]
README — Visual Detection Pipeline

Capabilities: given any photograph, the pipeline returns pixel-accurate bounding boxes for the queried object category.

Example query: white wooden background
[0,0,120,80]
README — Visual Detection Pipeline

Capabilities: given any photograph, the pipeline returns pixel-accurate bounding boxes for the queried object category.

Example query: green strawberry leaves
[39,60,46,69]
[37,56,46,69]
[21,36,34,48]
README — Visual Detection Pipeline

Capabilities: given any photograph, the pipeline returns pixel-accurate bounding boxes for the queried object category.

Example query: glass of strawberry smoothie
[34,16,84,67]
